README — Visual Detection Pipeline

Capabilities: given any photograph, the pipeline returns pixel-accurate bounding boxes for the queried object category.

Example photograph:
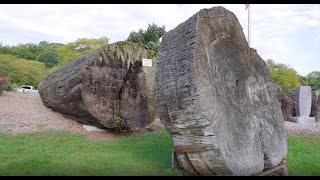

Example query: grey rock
[155,6,287,176]
[293,86,315,124]
[38,42,156,131]
[291,116,315,124]
[295,86,312,117]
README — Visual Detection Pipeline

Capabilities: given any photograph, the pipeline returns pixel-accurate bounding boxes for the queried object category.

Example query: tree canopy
[305,71,320,91]
[0,41,64,68]
[266,59,300,97]
[127,23,166,54]
[0,54,48,87]
[36,48,59,68]
[53,37,109,70]
[0,37,109,86]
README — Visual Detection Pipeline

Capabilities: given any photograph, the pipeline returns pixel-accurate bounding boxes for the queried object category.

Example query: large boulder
[38,41,156,131]
[155,6,287,176]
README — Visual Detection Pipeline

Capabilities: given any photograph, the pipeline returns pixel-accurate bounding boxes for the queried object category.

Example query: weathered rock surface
[155,6,287,176]
[38,42,156,131]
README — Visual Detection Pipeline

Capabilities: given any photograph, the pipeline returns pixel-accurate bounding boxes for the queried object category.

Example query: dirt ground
[0,92,163,140]
[0,92,319,140]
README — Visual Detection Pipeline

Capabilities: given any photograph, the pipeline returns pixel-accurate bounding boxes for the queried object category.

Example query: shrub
[278,93,295,121]
[311,97,320,122]
[0,76,13,95]
[278,89,320,122]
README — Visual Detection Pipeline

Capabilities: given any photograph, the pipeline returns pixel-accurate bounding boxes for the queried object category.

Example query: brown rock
[38,41,156,131]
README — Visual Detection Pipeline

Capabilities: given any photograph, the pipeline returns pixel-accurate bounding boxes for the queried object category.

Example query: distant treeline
[0,23,167,88]
[0,23,319,96]
[0,37,109,87]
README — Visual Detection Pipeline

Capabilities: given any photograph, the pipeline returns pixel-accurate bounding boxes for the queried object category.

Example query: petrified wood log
[38,42,156,131]
[155,6,287,176]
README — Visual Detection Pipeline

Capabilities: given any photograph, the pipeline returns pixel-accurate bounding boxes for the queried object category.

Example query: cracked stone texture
[155,6,287,176]
[38,41,156,131]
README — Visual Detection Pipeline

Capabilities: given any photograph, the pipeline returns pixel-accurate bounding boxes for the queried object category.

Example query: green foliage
[0,42,63,61]
[266,59,300,97]
[0,54,48,87]
[299,75,309,86]
[127,29,145,43]
[71,37,109,51]
[53,37,109,70]
[127,23,166,54]
[0,36,109,87]
[36,48,59,68]
[0,129,184,176]
[144,23,166,44]
[146,41,160,53]
[304,71,320,91]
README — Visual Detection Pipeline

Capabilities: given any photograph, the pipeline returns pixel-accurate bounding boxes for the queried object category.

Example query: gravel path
[0,92,117,140]
[0,92,319,138]
[285,121,320,136]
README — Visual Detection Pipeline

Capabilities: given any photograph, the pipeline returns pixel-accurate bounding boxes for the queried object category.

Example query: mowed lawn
[0,129,319,176]
[0,129,183,176]
[286,134,320,176]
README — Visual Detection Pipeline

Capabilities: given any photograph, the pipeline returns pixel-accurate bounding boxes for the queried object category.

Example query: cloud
[314,34,320,44]
[241,4,320,76]
[0,4,319,76]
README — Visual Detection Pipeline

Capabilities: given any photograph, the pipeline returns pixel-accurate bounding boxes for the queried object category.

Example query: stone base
[291,117,315,124]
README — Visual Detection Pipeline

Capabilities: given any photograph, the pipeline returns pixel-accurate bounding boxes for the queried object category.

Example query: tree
[53,37,109,70]
[71,37,109,51]
[36,48,59,68]
[127,29,144,43]
[0,54,48,87]
[305,71,320,91]
[299,75,309,86]
[144,23,166,43]
[266,59,300,97]
[0,37,108,70]
[127,23,166,54]
[0,41,65,63]
[39,41,49,46]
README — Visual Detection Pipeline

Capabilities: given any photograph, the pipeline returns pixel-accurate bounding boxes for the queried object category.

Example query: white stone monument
[292,86,315,124]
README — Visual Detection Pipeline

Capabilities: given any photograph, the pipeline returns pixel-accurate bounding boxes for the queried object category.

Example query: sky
[0,4,319,76]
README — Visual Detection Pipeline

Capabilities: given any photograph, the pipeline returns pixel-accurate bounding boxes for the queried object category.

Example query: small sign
[142,58,152,67]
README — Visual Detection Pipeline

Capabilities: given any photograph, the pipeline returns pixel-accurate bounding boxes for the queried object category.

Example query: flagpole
[248,5,251,47]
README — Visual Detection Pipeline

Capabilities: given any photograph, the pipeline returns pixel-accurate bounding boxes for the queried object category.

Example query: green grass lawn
[0,129,319,176]
[0,129,183,176]
[286,134,320,176]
